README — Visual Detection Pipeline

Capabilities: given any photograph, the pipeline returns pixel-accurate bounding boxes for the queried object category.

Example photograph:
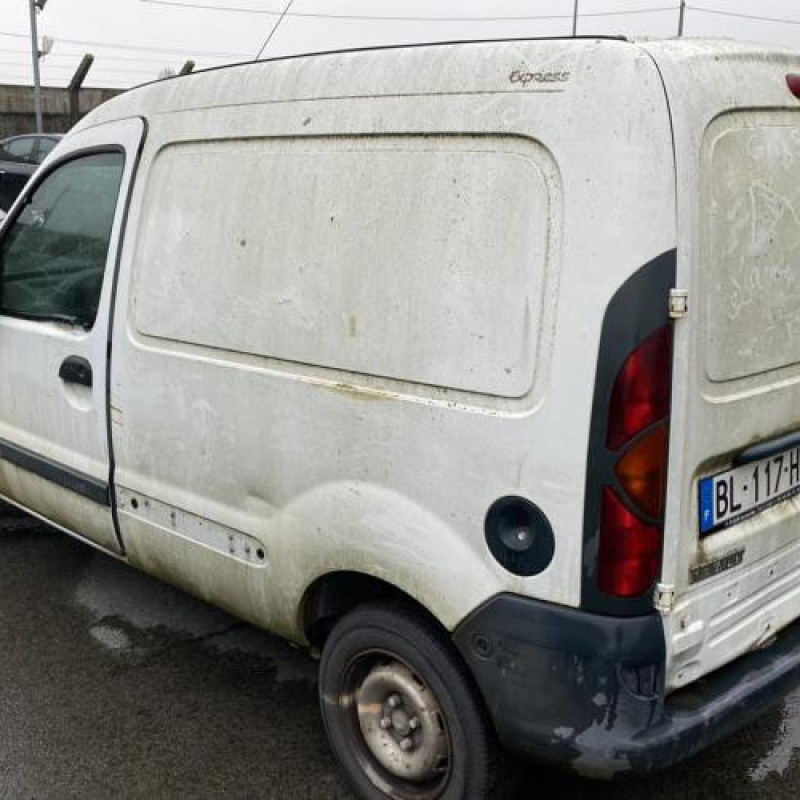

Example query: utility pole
[572,0,579,37]
[678,0,686,37]
[28,0,45,133]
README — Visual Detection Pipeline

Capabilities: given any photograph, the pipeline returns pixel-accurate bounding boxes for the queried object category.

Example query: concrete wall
[0,84,122,138]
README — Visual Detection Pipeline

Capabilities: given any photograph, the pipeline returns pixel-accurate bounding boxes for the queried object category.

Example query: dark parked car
[0,134,62,211]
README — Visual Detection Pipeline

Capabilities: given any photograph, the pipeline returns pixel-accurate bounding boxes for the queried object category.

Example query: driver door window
[0,151,124,328]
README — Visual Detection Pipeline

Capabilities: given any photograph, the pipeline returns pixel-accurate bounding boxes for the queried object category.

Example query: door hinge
[655,583,675,612]
[668,288,689,319]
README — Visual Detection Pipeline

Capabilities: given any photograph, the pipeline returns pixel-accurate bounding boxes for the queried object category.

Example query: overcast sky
[0,0,799,89]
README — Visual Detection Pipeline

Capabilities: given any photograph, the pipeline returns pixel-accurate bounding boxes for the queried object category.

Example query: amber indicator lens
[615,424,669,519]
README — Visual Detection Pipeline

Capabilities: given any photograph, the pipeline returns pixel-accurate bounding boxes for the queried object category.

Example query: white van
[1,36,800,799]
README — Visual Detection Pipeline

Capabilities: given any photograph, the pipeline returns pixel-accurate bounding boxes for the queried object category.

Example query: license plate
[699,444,800,535]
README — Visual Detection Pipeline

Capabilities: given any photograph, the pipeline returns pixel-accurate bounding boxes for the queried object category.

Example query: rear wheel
[318,602,510,800]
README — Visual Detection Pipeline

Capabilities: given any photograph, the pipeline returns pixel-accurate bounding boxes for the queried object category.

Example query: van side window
[0,151,124,328]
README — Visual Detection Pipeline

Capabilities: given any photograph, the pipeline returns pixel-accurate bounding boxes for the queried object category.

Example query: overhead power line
[255,0,295,59]
[0,63,159,75]
[0,46,200,65]
[0,45,40,55]
[139,0,680,23]
[52,35,249,58]
[0,59,46,67]
[0,29,250,58]
[688,5,800,26]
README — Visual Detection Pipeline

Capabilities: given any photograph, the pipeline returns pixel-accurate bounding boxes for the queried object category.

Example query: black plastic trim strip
[733,429,800,467]
[0,436,110,506]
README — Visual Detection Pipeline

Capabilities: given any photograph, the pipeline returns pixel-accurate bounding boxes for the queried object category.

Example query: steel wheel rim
[338,648,453,800]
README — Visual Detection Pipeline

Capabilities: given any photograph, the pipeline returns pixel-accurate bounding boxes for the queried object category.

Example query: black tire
[318,601,511,800]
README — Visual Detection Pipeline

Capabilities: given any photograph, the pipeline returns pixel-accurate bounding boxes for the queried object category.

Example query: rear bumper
[452,594,800,776]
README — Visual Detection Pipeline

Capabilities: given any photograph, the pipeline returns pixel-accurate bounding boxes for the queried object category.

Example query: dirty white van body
[1,36,800,796]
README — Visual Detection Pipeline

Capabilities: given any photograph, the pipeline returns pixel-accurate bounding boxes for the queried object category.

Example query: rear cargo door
[646,43,800,689]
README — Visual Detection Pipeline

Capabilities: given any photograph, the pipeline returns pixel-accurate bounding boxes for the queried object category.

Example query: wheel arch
[268,480,506,645]
[301,570,444,649]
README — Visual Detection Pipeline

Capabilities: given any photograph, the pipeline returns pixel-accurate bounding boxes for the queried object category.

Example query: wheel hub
[356,661,450,783]
[390,708,412,736]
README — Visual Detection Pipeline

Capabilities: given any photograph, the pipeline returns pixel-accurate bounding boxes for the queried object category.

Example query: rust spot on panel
[326,382,395,402]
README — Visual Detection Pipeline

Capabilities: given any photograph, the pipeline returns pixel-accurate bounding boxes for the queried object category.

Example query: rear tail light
[598,324,672,598]
[606,325,672,451]
[598,487,661,597]
[788,75,800,100]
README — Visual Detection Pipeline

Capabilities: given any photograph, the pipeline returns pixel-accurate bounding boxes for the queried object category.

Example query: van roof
[128,34,631,91]
[75,36,799,131]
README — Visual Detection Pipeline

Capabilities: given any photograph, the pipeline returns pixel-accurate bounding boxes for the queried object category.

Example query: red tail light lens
[615,423,669,518]
[598,323,672,598]
[606,325,672,451]
[788,75,800,100]
[598,486,661,597]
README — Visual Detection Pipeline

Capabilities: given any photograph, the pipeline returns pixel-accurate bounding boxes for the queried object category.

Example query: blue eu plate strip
[699,477,715,534]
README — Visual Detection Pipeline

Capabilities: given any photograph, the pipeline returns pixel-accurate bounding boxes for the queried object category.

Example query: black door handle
[59,356,92,387]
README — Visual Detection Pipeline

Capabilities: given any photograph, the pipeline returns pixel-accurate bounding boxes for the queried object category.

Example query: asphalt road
[1,505,800,799]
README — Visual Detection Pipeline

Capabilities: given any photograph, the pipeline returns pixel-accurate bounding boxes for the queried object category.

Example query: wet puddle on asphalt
[69,540,800,794]
[73,550,317,684]
[750,690,800,782]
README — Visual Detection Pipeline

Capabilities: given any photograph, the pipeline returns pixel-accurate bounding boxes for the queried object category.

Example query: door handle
[59,356,92,387]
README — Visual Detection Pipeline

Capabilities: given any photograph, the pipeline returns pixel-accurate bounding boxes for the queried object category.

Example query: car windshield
[1,138,36,163]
